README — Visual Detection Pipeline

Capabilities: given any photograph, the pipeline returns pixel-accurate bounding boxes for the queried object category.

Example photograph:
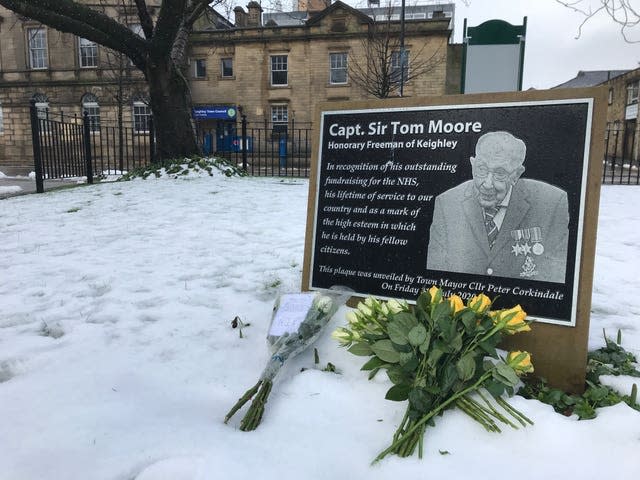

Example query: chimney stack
[246,1,263,27]
[234,6,247,27]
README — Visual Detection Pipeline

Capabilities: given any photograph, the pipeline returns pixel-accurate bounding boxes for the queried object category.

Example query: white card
[268,293,316,336]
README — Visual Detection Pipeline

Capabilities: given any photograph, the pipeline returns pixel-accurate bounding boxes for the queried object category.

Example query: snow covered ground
[1,169,639,480]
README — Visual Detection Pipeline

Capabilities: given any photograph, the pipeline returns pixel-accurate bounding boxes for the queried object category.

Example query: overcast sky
[452,0,639,89]
[344,0,639,90]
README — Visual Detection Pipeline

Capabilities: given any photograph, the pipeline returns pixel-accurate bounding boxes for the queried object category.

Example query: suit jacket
[426,179,569,283]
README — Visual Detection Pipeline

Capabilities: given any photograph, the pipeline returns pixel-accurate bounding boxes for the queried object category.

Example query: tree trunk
[146,57,199,162]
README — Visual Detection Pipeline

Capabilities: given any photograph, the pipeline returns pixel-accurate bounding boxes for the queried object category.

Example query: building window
[194,59,206,78]
[78,37,98,68]
[133,101,151,133]
[608,88,614,105]
[390,50,409,84]
[270,55,288,86]
[82,94,100,132]
[221,58,233,78]
[627,81,639,105]
[271,105,288,133]
[27,27,48,70]
[329,52,348,85]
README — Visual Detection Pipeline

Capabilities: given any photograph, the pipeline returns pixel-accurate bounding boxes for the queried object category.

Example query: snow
[1,170,639,480]
[0,185,22,195]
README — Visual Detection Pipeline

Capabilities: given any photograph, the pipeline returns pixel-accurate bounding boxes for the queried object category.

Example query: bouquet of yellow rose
[333,286,534,462]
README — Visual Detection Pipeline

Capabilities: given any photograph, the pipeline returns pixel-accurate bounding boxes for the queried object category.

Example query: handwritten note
[268,293,316,336]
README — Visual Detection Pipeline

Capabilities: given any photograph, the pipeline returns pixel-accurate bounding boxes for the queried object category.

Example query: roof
[553,70,630,89]
[262,0,454,27]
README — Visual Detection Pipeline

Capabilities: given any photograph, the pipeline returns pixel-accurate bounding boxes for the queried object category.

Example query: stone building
[554,68,639,164]
[0,1,169,174]
[188,1,460,141]
[603,68,639,164]
[0,0,461,173]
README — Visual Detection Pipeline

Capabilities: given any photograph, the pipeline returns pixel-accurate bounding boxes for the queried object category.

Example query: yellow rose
[499,305,530,334]
[468,293,491,314]
[448,294,465,313]
[506,350,534,375]
[428,286,442,304]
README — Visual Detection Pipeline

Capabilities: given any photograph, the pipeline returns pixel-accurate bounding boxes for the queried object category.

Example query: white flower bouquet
[224,287,351,430]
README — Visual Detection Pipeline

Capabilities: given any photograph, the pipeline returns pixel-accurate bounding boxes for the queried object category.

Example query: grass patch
[118,156,247,181]
[519,330,640,419]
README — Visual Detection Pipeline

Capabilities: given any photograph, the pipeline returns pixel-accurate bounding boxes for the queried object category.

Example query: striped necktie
[483,206,499,249]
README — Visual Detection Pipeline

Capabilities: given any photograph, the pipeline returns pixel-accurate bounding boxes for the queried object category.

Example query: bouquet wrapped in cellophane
[333,286,535,463]
[225,287,351,431]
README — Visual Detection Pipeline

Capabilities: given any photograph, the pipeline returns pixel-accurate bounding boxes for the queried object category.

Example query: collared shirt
[493,186,513,230]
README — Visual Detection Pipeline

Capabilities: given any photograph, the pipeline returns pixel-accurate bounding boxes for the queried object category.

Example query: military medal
[520,256,538,278]
[510,230,523,256]
[530,227,544,255]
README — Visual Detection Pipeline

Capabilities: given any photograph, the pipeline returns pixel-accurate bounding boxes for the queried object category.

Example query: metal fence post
[83,110,94,185]
[241,114,248,171]
[29,99,45,193]
[149,116,156,164]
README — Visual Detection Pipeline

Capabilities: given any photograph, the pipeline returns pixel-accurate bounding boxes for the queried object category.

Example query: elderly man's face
[471,153,524,209]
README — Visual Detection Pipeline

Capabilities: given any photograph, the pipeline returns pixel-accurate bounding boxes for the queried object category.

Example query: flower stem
[224,380,262,424]
[476,390,519,429]
[456,397,497,432]
[372,372,492,464]
[240,380,273,431]
[496,396,534,426]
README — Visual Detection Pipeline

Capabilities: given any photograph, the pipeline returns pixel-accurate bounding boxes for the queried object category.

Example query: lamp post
[399,0,406,97]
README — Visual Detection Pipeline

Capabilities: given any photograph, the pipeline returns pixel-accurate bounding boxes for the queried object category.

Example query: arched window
[82,93,100,132]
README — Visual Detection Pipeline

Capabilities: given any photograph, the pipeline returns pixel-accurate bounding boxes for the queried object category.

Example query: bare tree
[556,0,639,43]
[348,13,445,99]
[0,0,216,161]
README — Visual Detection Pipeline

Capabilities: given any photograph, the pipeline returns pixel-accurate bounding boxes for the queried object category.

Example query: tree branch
[134,0,155,39]
[0,0,148,67]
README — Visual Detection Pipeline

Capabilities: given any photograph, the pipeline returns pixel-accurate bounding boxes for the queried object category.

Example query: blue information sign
[192,106,237,120]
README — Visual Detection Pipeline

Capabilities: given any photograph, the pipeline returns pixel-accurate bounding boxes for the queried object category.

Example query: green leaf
[427,346,445,367]
[456,354,476,381]
[360,356,386,371]
[484,379,505,397]
[399,353,419,373]
[416,291,431,313]
[459,310,477,333]
[348,342,373,357]
[387,365,409,385]
[408,324,428,347]
[478,340,498,358]
[368,368,381,380]
[371,340,401,363]
[440,363,458,393]
[433,301,452,325]
[409,387,434,412]
[392,312,419,331]
[418,332,431,354]
[387,321,409,345]
[448,332,463,353]
[385,384,411,401]
[493,363,520,388]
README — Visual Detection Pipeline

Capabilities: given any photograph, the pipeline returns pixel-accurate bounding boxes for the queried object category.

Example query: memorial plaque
[302,89,607,392]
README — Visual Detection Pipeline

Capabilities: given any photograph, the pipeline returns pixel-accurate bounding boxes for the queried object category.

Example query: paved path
[0,177,82,199]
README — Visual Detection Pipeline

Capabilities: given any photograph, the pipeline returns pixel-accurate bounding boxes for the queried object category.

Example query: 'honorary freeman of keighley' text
[327,138,459,151]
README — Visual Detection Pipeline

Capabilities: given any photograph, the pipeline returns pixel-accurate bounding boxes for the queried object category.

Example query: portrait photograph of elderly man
[427,131,569,283]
